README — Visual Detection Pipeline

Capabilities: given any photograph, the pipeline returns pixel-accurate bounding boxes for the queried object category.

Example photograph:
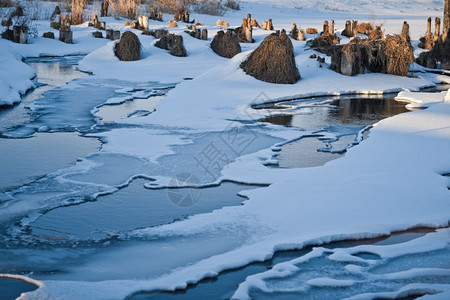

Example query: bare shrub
[0,0,14,8]
[71,0,86,24]
[84,1,102,23]
[22,0,57,20]
[109,0,140,19]
[224,0,239,10]
[192,0,224,16]
[147,0,190,14]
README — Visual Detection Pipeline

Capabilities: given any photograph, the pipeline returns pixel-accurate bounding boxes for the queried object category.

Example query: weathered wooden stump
[155,34,187,57]
[262,19,273,30]
[352,20,358,36]
[59,30,73,44]
[443,0,449,41]
[342,20,353,37]
[201,29,208,40]
[329,20,334,35]
[92,31,103,38]
[323,21,329,34]
[435,17,441,41]
[13,26,28,44]
[43,32,55,39]
[106,29,120,40]
[289,23,305,41]
[235,13,253,43]
[140,15,149,31]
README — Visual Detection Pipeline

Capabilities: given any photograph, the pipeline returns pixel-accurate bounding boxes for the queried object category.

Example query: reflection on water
[0,56,85,134]
[276,137,344,168]
[30,180,263,241]
[0,133,100,191]
[261,97,409,168]
[261,97,409,130]
[25,56,86,87]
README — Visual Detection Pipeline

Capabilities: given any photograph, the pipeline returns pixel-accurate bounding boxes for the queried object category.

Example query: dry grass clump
[115,31,141,61]
[384,36,413,76]
[240,30,300,84]
[210,30,241,58]
[216,19,229,27]
[306,28,317,34]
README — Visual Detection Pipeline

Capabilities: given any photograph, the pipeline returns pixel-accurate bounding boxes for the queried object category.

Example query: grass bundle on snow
[210,30,241,58]
[115,31,141,61]
[240,30,300,84]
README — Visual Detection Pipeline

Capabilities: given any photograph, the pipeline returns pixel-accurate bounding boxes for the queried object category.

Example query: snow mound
[395,90,447,108]
[0,42,36,106]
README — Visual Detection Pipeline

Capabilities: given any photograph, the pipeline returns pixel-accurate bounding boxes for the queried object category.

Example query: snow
[92,128,192,163]
[0,0,449,299]
[0,44,35,105]
[306,277,356,287]
[395,91,448,108]
[233,229,450,299]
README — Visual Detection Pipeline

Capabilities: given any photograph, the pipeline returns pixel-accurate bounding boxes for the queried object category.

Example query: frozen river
[0,57,448,300]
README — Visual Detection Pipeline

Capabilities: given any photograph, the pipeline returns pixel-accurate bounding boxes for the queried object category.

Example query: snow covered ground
[0,1,449,299]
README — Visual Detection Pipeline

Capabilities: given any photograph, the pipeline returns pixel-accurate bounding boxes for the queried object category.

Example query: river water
[0,57,448,300]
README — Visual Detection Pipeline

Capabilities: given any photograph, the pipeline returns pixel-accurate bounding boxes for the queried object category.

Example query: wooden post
[443,0,449,41]
[290,23,298,40]
[93,15,99,28]
[141,15,149,31]
[352,20,358,37]
[323,20,329,34]
[242,15,252,42]
[201,29,208,40]
[64,15,70,31]
[342,20,352,37]
[435,17,441,41]
[401,21,410,41]
[426,17,432,37]
[329,20,334,35]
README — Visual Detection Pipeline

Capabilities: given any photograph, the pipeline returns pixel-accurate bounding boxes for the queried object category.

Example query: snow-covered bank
[396,89,450,108]
[0,44,35,106]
